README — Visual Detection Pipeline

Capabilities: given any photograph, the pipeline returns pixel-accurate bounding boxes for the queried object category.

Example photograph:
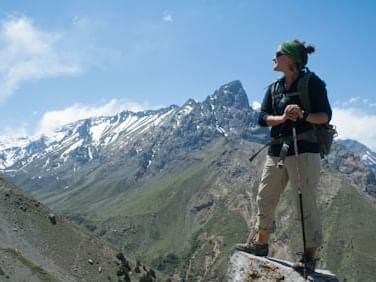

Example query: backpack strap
[297,71,313,112]
[270,79,281,113]
[271,73,312,113]
[284,91,300,98]
[297,71,318,143]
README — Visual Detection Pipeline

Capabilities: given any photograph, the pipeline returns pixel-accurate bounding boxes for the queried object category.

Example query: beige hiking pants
[255,153,322,248]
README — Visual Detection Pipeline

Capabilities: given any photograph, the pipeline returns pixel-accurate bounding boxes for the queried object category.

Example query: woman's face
[272,50,294,73]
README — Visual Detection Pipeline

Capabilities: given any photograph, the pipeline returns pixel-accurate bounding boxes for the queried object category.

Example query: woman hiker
[235,39,332,273]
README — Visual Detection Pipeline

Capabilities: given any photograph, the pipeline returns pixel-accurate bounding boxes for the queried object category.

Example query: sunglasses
[275,51,286,58]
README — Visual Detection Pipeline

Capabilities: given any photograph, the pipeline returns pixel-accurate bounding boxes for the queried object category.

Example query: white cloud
[0,16,81,100]
[348,97,359,104]
[0,122,29,138]
[72,16,92,28]
[335,96,376,109]
[332,107,376,151]
[252,101,261,110]
[34,99,149,136]
[162,10,173,22]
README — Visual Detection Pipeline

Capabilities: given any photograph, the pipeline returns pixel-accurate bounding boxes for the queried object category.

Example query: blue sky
[1,1,376,150]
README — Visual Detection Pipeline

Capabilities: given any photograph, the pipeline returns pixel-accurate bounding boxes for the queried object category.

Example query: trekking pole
[292,123,307,277]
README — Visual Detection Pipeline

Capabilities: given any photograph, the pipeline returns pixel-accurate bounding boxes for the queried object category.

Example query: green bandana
[278,40,303,68]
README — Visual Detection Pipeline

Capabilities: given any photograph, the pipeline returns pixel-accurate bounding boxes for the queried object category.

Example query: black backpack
[249,72,337,163]
[291,71,337,158]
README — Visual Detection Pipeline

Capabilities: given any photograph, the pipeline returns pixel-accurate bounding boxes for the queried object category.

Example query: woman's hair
[296,39,315,68]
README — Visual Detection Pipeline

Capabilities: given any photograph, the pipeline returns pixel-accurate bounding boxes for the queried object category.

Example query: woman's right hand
[283,104,300,121]
[266,110,297,127]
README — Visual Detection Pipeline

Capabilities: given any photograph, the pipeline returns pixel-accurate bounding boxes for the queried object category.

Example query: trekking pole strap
[277,139,291,168]
[248,136,285,163]
[248,129,316,164]
[248,142,270,162]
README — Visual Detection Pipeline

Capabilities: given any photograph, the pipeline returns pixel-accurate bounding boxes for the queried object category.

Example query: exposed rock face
[227,252,338,282]
[324,143,376,197]
[337,139,376,176]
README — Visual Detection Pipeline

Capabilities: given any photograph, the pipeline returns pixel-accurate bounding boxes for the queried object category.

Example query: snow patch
[61,139,83,162]
[43,158,50,168]
[88,147,93,159]
[90,120,111,143]
[43,130,66,146]
[0,136,30,150]
[216,126,228,137]
[181,105,193,115]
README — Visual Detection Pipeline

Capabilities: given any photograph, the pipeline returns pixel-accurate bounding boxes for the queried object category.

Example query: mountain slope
[12,136,374,281]
[89,138,376,281]
[0,177,160,281]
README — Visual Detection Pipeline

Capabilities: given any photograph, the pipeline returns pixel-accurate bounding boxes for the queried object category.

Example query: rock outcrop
[227,252,338,282]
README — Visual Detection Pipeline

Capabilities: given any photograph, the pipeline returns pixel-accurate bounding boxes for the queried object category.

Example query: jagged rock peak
[219,80,243,92]
[337,139,372,155]
[183,98,198,107]
[205,80,250,110]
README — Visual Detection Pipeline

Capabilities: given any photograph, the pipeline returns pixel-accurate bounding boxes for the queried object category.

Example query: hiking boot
[292,253,318,274]
[234,240,269,257]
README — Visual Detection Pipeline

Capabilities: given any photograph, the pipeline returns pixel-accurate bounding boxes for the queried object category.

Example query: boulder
[227,252,338,282]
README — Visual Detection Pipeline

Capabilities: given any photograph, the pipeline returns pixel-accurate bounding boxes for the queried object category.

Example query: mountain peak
[219,80,243,92]
[183,98,198,107]
[205,80,250,109]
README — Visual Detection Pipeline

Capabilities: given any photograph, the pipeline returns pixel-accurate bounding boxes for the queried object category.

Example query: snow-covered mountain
[0,81,266,183]
[1,80,376,199]
[337,139,376,175]
[0,136,31,150]
[1,106,178,169]
[0,136,34,169]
